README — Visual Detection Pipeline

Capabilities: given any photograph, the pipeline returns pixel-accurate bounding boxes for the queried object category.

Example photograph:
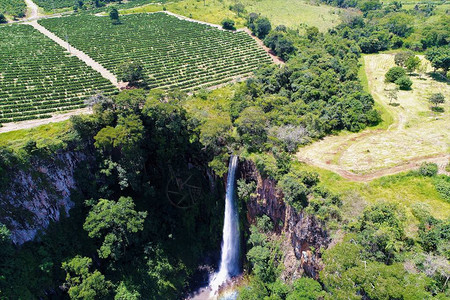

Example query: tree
[235,106,268,150]
[221,18,236,30]
[264,32,296,60]
[246,12,259,32]
[429,93,445,108]
[405,55,421,73]
[255,17,272,39]
[385,66,406,82]
[306,26,320,41]
[395,75,412,90]
[120,61,146,87]
[62,256,112,299]
[115,281,140,299]
[279,173,308,209]
[83,197,147,260]
[113,89,147,114]
[109,7,120,25]
[426,46,450,73]
[417,60,428,79]
[387,88,398,104]
[358,202,406,264]
[199,116,233,155]
[0,13,6,24]
[231,3,245,16]
[419,162,438,176]
[286,278,325,300]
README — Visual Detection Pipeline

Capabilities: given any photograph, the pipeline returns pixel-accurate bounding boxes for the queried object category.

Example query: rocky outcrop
[0,151,88,244]
[240,160,329,280]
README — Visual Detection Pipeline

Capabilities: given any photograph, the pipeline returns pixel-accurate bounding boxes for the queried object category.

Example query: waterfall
[209,155,240,294]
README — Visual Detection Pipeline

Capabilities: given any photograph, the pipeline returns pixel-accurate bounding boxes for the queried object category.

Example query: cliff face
[0,150,88,245]
[240,160,329,280]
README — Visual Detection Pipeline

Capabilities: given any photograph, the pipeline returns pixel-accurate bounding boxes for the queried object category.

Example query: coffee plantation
[0,0,26,18]
[39,13,272,91]
[0,24,117,123]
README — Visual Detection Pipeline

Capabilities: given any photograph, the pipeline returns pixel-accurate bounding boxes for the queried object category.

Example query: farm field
[34,0,165,12]
[0,0,26,18]
[120,0,342,32]
[0,24,117,124]
[39,13,272,91]
[297,53,450,177]
[239,0,342,32]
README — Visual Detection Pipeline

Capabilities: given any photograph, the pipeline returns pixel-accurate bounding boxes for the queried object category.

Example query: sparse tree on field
[417,60,428,79]
[405,56,421,73]
[394,51,414,68]
[429,93,445,108]
[110,7,120,25]
[231,3,246,17]
[387,88,398,104]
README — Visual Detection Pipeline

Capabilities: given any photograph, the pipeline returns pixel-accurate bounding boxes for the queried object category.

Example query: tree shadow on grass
[427,72,449,84]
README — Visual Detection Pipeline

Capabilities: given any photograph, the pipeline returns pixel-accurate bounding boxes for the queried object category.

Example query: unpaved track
[0,108,92,133]
[26,20,122,88]
[24,0,39,20]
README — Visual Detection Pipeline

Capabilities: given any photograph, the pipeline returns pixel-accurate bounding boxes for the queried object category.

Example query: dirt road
[0,108,92,133]
[26,20,123,89]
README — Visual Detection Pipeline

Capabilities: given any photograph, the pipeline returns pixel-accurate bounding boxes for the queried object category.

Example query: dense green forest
[0,0,449,299]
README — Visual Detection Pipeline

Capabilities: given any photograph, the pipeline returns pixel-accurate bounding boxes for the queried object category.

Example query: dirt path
[240,28,284,65]
[24,0,39,20]
[0,108,92,133]
[297,54,450,181]
[26,20,124,89]
[297,153,449,182]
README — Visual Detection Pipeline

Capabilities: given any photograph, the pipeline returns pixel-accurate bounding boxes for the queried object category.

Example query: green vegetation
[0,24,117,124]
[39,13,271,91]
[0,121,74,151]
[0,0,26,18]
[385,66,407,82]
[0,1,449,299]
[293,162,450,222]
[323,0,449,57]
[0,89,226,299]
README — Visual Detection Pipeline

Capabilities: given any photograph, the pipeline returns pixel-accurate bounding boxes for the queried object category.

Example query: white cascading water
[209,155,240,295]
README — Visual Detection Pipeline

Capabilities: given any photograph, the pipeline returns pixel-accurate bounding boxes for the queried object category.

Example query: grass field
[0,120,74,151]
[39,13,272,91]
[297,53,449,175]
[119,0,342,32]
[0,24,117,124]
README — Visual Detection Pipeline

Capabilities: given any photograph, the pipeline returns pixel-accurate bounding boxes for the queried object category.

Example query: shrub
[429,93,445,107]
[419,162,438,177]
[434,176,450,202]
[221,18,236,30]
[385,66,406,82]
[395,75,412,90]
[279,174,308,209]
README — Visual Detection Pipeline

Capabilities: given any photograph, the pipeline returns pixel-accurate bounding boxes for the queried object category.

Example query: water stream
[209,155,240,294]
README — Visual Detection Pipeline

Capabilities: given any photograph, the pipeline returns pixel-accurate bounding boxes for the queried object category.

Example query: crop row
[0,0,26,17]
[0,24,118,123]
[39,13,272,91]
